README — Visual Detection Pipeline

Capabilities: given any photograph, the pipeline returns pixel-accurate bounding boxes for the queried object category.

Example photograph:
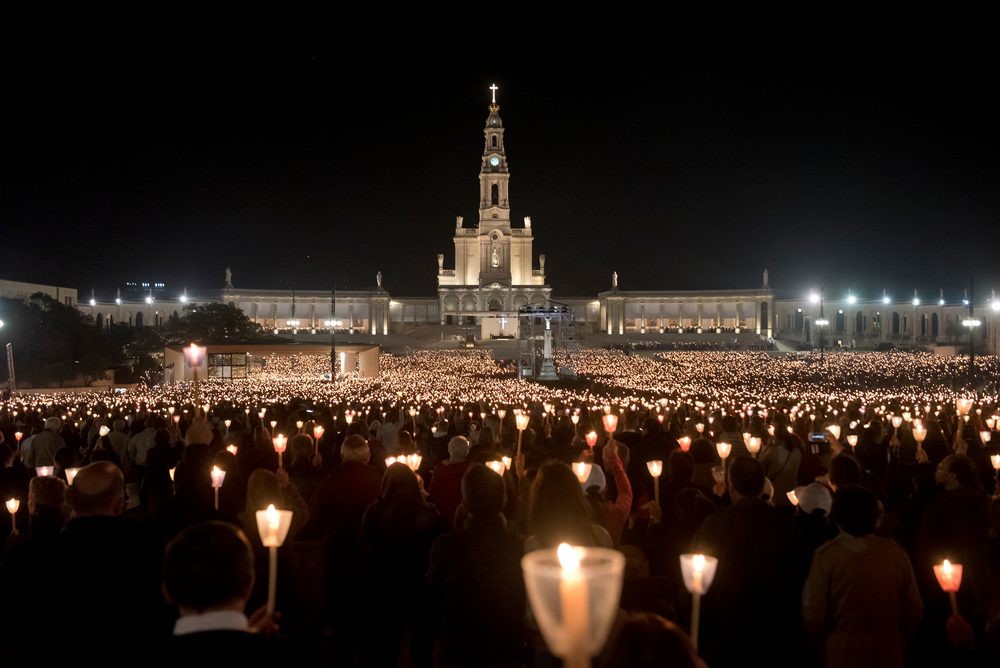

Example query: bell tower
[479,83,510,231]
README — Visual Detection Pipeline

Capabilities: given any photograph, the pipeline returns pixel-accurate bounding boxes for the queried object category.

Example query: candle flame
[557,543,580,573]
[267,504,278,527]
[693,554,705,571]
[943,560,951,575]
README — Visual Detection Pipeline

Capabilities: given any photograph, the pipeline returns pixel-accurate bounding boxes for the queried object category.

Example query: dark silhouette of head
[832,484,878,537]
[462,463,506,519]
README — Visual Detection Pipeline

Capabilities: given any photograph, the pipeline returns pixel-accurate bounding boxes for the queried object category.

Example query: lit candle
[716,441,731,461]
[933,559,963,615]
[169,467,175,481]
[227,445,238,455]
[65,468,80,485]
[313,425,325,440]
[502,456,512,471]
[572,462,592,483]
[747,437,761,456]
[211,466,226,509]
[6,498,19,534]
[486,460,506,476]
[647,460,662,508]
[679,436,691,452]
[272,434,287,468]
[35,466,54,477]
[827,424,841,441]
[602,414,618,436]
[256,504,293,616]
[515,413,530,455]
[558,544,589,668]
[679,553,717,651]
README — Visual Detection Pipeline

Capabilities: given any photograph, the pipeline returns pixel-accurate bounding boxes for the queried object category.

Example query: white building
[436,92,549,336]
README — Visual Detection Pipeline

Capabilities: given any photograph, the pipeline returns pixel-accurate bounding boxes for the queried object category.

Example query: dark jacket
[692,497,809,668]
[427,515,526,666]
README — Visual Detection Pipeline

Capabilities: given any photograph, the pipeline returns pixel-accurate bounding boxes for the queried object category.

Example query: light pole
[963,277,980,382]
[814,287,829,363]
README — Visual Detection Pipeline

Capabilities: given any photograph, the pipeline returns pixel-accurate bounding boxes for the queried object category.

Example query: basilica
[28,86,995,356]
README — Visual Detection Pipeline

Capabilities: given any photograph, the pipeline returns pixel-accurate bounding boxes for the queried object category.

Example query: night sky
[3,29,996,305]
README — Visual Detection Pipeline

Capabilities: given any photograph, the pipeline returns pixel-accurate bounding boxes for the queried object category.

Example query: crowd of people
[0,348,998,666]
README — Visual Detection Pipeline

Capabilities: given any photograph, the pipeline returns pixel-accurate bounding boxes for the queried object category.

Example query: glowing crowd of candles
[2,347,997,660]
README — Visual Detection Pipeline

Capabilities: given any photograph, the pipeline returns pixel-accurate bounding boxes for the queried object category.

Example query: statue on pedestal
[377,271,382,288]
[225,267,233,288]
[612,271,618,288]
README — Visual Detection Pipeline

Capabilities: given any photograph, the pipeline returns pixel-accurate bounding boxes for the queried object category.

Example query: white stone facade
[436,100,549,325]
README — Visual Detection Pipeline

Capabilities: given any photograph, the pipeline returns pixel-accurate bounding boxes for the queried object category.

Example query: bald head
[66,461,125,518]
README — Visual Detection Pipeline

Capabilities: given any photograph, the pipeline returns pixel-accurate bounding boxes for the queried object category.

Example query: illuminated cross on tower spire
[490,83,498,103]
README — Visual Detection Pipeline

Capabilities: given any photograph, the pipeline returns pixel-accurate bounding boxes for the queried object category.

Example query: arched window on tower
[491,183,499,206]
[492,135,497,148]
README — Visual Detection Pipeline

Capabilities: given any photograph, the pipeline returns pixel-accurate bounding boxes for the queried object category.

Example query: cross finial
[490,83,498,104]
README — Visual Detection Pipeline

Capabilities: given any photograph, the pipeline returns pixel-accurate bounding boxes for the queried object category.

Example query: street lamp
[963,278,979,380]
[814,287,828,362]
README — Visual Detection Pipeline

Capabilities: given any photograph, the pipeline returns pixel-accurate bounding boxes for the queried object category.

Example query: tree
[0,293,125,387]
[944,318,965,344]
[163,303,264,344]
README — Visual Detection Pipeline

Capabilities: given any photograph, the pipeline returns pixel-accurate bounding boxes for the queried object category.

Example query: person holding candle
[360,462,445,668]
[237,469,308,619]
[525,462,614,551]
[915,454,991,659]
[801,485,923,668]
[589,439,633,547]
[12,462,162,659]
[691,457,809,667]
[22,417,64,469]
[162,521,282,661]
[376,407,408,454]
[428,436,471,530]
[284,434,327,503]
[758,426,803,508]
[140,427,178,512]
[426,463,527,667]
[299,434,381,665]
[1,475,67,574]
[127,416,159,492]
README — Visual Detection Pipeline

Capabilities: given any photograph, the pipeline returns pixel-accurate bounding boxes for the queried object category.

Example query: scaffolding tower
[517,304,578,379]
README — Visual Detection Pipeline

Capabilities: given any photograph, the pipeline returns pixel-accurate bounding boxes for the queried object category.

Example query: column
[659,302,664,333]
[716,301,723,331]
[755,300,762,335]
[640,301,646,334]
[439,293,446,325]
[678,301,684,331]
[737,301,743,331]
[349,301,354,333]
[697,301,703,330]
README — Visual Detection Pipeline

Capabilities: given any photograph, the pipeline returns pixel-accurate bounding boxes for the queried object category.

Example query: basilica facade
[59,87,997,356]
[435,97,549,335]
